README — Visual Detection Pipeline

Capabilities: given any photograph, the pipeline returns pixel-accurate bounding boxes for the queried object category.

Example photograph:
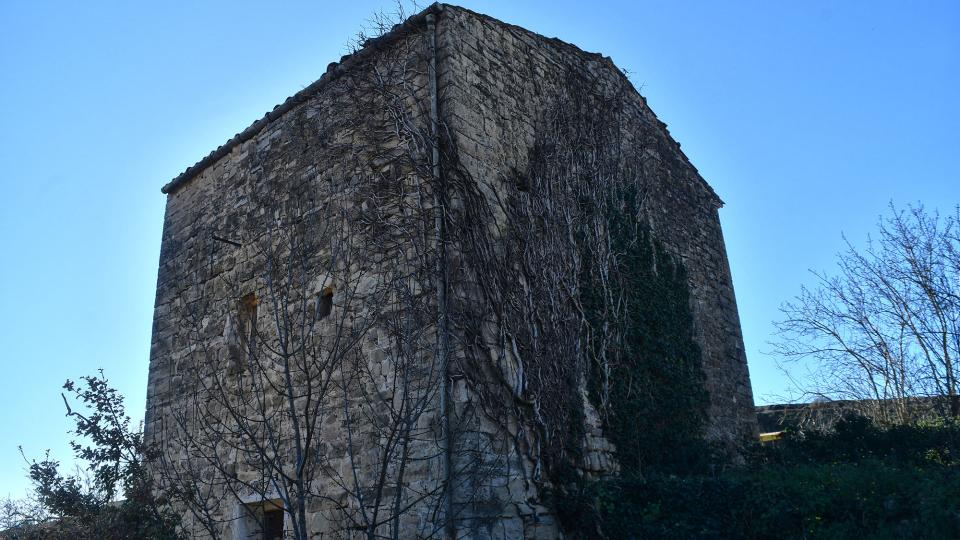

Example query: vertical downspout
[426,11,455,540]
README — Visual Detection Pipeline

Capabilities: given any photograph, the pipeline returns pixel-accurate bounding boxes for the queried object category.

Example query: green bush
[557,419,960,539]
[758,415,960,467]
[5,373,181,539]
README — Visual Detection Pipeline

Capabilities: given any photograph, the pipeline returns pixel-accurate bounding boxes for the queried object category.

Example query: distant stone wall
[757,398,945,433]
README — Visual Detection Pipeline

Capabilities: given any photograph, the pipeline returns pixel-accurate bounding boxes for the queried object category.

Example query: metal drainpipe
[426,11,455,540]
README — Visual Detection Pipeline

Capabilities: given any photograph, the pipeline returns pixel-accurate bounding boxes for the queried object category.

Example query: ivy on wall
[580,183,709,473]
[445,63,713,534]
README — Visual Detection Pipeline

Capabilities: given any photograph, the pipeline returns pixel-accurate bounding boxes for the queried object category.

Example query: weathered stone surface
[436,5,755,449]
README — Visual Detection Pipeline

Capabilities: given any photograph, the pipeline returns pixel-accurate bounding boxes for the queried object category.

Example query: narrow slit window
[239,293,258,351]
[318,286,334,320]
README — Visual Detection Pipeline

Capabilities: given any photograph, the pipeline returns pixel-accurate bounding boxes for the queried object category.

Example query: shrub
[557,418,960,539]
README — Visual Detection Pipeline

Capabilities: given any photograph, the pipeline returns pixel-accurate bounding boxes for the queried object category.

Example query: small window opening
[510,167,529,192]
[242,500,284,540]
[239,293,258,352]
[317,286,334,320]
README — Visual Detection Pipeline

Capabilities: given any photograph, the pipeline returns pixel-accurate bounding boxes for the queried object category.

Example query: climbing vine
[445,61,711,510]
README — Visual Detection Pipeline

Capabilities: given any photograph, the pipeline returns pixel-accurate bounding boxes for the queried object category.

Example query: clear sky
[0,0,957,497]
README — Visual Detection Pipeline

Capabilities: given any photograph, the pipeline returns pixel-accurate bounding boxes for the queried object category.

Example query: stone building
[145,4,755,538]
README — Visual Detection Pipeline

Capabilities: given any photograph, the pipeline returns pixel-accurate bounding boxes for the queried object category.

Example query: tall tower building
[146,5,755,538]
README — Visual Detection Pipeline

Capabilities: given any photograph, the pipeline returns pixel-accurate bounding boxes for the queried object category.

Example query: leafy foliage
[755,414,960,467]
[5,372,181,539]
[559,417,960,539]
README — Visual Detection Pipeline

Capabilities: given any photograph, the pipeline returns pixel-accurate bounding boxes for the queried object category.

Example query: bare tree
[774,203,960,423]
[157,205,452,539]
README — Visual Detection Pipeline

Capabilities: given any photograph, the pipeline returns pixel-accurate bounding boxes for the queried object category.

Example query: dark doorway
[262,505,284,540]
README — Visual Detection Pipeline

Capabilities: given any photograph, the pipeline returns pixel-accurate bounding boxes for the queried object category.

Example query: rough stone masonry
[145,4,756,538]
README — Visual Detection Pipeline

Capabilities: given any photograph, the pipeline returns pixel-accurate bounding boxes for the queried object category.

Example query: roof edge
[161,3,444,195]
[163,3,723,206]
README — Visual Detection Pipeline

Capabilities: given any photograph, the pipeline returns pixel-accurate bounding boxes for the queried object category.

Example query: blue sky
[0,1,957,496]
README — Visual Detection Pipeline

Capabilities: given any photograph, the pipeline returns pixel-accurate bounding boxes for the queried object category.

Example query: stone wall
[145,17,457,538]
[437,4,755,449]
